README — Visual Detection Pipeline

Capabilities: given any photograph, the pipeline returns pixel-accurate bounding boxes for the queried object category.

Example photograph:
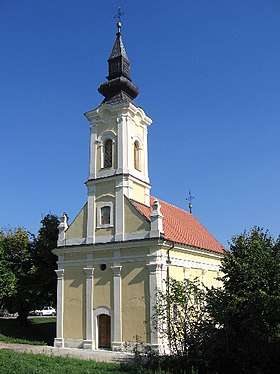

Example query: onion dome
[98,21,139,105]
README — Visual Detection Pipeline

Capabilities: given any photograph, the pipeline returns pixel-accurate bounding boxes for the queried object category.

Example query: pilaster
[143,126,149,182]
[86,184,95,244]
[115,179,125,241]
[83,267,95,349]
[54,269,64,348]
[146,263,161,346]
[89,123,97,178]
[117,115,129,174]
[111,265,122,350]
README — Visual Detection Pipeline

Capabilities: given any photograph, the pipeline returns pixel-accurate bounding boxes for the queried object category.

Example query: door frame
[93,307,112,349]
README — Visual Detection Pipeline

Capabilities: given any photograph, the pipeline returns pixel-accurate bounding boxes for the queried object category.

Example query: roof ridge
[151,195,192,216]
[129,196,225,253]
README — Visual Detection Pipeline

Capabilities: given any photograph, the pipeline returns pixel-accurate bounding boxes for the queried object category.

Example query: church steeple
[98,21,139,105]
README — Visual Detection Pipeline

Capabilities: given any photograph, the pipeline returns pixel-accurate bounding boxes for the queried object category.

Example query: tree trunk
[17,309,29,326]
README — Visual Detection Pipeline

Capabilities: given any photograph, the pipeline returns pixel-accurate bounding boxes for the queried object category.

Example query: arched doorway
[98,314,111,348]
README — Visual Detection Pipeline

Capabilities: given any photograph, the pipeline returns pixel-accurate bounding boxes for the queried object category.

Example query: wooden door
[98,314,111,348]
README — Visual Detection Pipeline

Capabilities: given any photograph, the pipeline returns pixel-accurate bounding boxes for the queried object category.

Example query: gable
[65,203,88,240]
[124,196,150,233]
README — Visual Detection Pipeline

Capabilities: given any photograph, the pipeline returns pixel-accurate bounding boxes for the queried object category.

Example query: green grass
[0,350,124,374]
[0,317,56,345]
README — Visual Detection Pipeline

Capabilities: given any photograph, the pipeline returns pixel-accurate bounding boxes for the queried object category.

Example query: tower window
[104,139,112,168]
[134,141,140,170]
[96,201,114,228]
[101,206,110,225]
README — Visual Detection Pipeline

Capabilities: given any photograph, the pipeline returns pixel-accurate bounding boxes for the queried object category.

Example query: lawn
[0,317,56,345]
[0,349,124,374]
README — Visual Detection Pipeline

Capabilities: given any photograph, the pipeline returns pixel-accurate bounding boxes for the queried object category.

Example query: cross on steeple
[114,7,124,22]
[114,7,124,33]
[98,6,139,105]
[186,191,195,214]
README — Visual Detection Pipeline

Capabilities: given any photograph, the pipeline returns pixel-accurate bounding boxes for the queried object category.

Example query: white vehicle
[35,306,56,316]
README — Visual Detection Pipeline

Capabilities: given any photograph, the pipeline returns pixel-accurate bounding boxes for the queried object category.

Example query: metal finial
[114,7,124,33]
[186,191,195,214]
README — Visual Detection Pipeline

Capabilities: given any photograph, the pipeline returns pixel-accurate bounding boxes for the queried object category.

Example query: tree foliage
[32,214,59,308]
[153,277,209,371]
[148,227,280,374]
[0,227,35,323]
[0,215,59,325]
[205,227,280,373]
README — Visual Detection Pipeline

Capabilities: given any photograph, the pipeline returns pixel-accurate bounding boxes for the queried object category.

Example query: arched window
[100,206,110,225]
[134,141,140,170]
[104,139,112,168]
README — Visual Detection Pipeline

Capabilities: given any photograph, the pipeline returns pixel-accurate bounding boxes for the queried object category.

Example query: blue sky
[1,0,279,247]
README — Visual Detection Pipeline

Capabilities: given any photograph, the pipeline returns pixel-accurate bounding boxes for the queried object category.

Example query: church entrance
[98,314,111,349]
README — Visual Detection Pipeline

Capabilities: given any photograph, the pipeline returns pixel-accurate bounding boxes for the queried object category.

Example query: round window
[100,264,106,271]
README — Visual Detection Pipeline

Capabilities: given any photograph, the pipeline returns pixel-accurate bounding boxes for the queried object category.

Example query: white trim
[96,201,114,228]
[99,130,116,141]
[64,238,87,246]
[146,263,161,345]
[116,115,128,174]
[54,269,64,348]
[115,179,125,241]
[132,134,143,172]
[83,267,95,349]
[58,254,220,272]
[111,266,122,350]
[143,126,149,183]
[93,306,113,349]
[95,193,115,201]
[94,235,115,244]
[98,131,116,170]
[86,184,96,244]
[168,255,220,272]
[89,123,97,178]
[63,339,84,348]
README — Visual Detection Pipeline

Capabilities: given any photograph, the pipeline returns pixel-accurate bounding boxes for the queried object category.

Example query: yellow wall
[95,227,114,237]
[124,197,150,233]
[95,181,115,197]
[122,262,149,342]
[132,182,145,203]
[64,253,85,262]
[160,246,222,288]
[64,267,85,339]
[93,264,113,309]
[65,204,87,240]
[121,246,149,258]
[169,265,185,281]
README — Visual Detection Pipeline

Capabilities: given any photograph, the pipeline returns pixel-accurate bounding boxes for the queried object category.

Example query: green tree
[206,227,280,374]
[0,231,17,300]
[0,227,35,324]
[0,215,59,325]
[32,214,59,308]
[153,277,209,371]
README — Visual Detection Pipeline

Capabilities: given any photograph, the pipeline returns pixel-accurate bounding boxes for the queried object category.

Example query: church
[53,20,224,352]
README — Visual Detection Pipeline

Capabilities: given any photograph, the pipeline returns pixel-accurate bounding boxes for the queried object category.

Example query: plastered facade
[53,29,223,352]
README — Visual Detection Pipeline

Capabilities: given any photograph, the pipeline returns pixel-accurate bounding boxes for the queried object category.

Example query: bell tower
[84,21,152,244]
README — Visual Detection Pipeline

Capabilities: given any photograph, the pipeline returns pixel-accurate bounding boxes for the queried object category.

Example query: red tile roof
[130,196,225,254]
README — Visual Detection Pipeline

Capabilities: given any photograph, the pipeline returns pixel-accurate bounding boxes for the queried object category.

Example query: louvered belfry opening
[104,139,112,168]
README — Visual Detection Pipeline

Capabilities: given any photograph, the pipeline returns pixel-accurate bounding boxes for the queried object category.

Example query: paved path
[0,341,132,363]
